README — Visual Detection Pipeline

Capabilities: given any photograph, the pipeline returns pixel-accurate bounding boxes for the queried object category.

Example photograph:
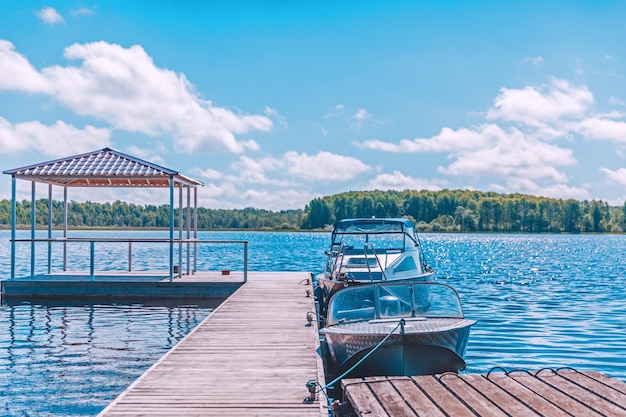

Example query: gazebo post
[63,186,67,271]
[31,181,36,277]
[193,186,197,274]
[178,183,183,278]
[186,186,190,276]
[169,177,174,282]
[48,184,52,275]
[10,175,16,280]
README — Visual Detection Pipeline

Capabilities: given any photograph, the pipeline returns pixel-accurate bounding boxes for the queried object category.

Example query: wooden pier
[342,369,626,416]
[97,271,326,417]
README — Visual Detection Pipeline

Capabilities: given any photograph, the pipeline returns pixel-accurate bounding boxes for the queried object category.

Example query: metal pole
[193,187,197,274]
[169,178,174,282]
[48,184,52,274]
[90,241,94,281]
[30,181,35,277]
[244,242,248,283]
[186,186,190,276]
[63,186,67,271]
[10,176,16,279]
[128,241,132,272]
[178,184,183,278]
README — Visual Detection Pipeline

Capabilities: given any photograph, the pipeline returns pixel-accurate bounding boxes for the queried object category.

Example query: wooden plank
[557,370,626,408]
[342,379,390,417]
[485,372,572,417]
[534,370,626,417]
[439,373,521,417]
[411,375,477,417]
[508,371,605,417]
[98,272,325,417]
[362,377,418,417]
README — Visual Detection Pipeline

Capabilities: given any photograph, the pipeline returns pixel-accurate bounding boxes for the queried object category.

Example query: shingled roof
[3,148,203,187]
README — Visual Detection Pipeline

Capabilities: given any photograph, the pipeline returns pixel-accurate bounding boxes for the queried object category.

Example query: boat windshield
[331,221,416,253]
[326,282,464,325]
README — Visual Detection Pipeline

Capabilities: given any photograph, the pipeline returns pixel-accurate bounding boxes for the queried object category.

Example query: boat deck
[342,369,626,416]
[97,271,326,417]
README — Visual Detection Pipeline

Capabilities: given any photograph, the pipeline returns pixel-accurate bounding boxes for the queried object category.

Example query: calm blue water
[2,231,626,416]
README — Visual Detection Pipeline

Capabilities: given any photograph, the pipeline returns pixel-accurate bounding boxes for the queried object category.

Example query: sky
[1,1,626,210]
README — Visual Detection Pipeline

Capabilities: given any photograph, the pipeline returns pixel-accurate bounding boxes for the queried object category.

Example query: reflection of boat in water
[319,281,475,380]
[315,218,434,320]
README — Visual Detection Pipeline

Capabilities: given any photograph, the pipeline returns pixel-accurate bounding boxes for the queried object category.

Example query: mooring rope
[316,318,405,401]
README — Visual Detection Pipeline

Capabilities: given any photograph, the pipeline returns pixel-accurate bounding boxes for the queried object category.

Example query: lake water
[1,231,626,416]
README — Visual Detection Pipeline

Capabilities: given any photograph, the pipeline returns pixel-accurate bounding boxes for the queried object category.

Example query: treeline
[301,190,626,233]
[1,189,625,233]
[0,199,303,230]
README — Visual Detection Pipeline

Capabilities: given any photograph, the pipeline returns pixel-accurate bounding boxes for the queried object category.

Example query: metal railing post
[128,241,132,272]
[244,242,248,283]
[90,241,95,281]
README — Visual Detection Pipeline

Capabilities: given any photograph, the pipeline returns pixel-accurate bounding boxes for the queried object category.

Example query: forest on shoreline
[1,189,625,233]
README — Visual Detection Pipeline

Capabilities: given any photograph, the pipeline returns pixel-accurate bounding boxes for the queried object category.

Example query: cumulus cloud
[284,151,371,181]
[38,7,65,24]
[575,118,626,142]
[0,41,50,92]
[486,78,593,126]
[351,77,615,200]
[439,132,576,182]
[0,117,111,156]
[601,167,626,187]
[0,40,272,154]
[364,171,441,192]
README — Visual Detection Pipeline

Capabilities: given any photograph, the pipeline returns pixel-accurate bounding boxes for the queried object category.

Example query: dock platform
[342,368,626,416]
[98,271,326,417]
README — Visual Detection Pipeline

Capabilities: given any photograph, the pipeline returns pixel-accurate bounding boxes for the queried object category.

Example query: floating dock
[1,271,243,301]
[97,271,326,417]
[342,369,626,417]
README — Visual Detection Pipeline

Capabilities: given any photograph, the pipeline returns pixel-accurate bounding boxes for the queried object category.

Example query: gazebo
[3,147,203,282]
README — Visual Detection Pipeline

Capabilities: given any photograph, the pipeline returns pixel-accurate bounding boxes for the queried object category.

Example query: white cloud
[609,97,625,106]
[486,78,594,126]
[364,171,441,192]
[0,117,111,156]
[440,131,576,182]
[125,145,166,165]
[576,118,626,142]
[523,56,544,65]
[228,155,293,186]
[189,167,224,180]
[38,7,65,25]
[264,106,288,128]
[284,151,371,181]
[355,125,494,153]
[601,167,626,187]
[70,6,96,16]
[0,40,272,154]
[506,177,591,201]
[0,41,50,92]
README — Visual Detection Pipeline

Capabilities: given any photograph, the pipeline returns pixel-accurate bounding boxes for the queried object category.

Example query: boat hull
[320,318,474,379]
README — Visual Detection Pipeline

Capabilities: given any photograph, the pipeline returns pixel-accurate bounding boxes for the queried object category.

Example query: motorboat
[315,218,434,319]
[319,281,475,380]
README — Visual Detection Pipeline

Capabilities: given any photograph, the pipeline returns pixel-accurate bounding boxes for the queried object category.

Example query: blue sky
[1,1,626,210]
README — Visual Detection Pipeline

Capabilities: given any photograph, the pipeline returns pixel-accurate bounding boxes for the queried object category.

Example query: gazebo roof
[3,148,203,188]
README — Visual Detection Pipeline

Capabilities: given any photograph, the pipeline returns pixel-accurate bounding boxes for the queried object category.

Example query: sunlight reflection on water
[1,231,626,415]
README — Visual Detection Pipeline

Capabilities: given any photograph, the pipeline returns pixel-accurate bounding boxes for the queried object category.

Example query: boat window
[327,286,376,325]
[346,257,378,268]
[412,284,463,317]
[392,257,417,273]
[377,285,412,318]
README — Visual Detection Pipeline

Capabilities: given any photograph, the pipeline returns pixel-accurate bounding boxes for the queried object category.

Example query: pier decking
[98,271,326,417]
[342,369,626,416]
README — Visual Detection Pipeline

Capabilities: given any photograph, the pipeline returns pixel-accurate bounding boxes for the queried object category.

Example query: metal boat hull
[321,318,474,379]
